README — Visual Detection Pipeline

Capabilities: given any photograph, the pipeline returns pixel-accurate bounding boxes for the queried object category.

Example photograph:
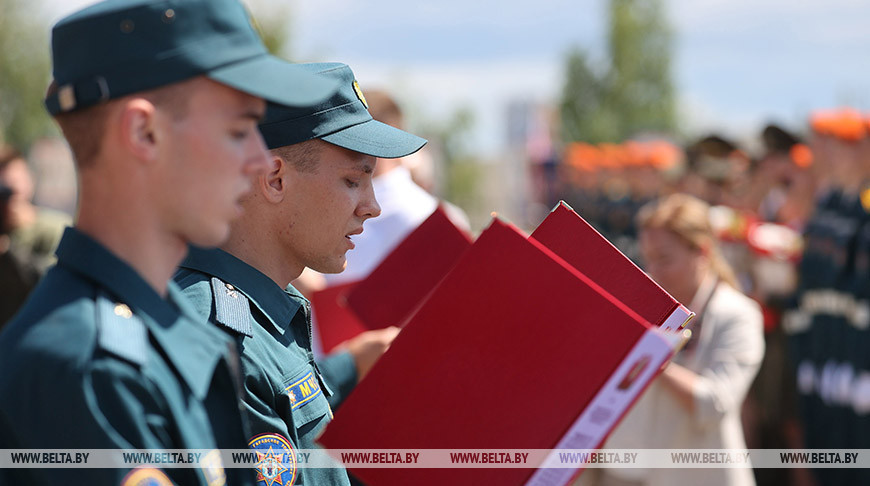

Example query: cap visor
[207,54,339,107]
[320,119,427,159]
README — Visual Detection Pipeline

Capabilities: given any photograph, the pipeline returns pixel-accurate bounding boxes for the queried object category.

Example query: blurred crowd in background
[540,107,870,486]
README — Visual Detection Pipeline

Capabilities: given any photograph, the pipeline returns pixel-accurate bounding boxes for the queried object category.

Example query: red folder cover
[531,202,688,331]
[319,218,689,486]
[310,281,367,354]
[345,205,473,330]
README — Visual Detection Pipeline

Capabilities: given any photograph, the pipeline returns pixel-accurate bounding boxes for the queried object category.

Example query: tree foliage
[438,108,479,210]
[0,0,295,151]
[0,0,54,149]
[560,0,676,143]
[245,0,294,57]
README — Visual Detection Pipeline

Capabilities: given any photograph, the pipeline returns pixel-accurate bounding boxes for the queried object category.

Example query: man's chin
[184,225,231,250]
[311,258,347,275]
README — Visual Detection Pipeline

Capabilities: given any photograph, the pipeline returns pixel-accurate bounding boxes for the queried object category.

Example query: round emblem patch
[249,433,297,486]
[121,467,173,486]
[201,449,227,486]
[861,188,870,212]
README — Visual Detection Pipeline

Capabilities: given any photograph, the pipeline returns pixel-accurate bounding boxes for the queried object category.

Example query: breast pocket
[283,367,333,442]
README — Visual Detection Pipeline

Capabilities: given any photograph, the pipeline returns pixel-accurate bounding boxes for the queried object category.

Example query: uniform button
[120,19,135,33]
[225,283,238,298]
[114,303,133,319]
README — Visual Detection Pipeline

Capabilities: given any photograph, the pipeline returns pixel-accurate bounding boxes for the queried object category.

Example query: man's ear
[117,97,159,163]
[261,154,287,203]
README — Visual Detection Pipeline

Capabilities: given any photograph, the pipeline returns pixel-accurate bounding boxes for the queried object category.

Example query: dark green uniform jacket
[0,228,252,486]
[176,247,356,486]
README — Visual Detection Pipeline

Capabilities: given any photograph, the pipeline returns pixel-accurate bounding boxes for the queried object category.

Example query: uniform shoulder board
[95,293,148,367]
[210,277,253,337]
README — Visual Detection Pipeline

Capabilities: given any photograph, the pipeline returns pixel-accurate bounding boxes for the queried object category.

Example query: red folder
[319,218,689,486]
[345,205,473,329]
[531,202,689,331]
[310,281,367,354]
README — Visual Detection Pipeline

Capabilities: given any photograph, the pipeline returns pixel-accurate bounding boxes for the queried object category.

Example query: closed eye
[229,125,254,140]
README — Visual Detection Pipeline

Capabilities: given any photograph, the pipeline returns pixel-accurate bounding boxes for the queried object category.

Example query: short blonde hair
[271,139,322,173]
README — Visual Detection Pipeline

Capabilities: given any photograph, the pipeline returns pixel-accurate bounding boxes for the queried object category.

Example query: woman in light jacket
[588,193,765,486]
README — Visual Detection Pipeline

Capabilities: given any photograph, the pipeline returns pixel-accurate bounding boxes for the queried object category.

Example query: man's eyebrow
[239,108,266,121]
[355,158,374,174]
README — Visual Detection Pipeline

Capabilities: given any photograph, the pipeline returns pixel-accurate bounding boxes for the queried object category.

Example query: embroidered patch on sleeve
[249,433,297,486]
[284,371,322,410]
[201,449,227,486]
[121,467,174,486]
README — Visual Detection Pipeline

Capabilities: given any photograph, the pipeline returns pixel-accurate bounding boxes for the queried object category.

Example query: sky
[41,0,870,157]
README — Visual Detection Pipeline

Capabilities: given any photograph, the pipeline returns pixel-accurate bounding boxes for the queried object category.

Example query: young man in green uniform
[174,62,426,486]
[0,1,338,485]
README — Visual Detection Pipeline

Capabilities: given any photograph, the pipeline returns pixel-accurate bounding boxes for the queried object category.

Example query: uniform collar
[56,227,180,324]
[181,246,306,334]
[55,227,228,399]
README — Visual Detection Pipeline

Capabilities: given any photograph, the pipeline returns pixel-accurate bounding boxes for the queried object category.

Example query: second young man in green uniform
[175,62,426,486]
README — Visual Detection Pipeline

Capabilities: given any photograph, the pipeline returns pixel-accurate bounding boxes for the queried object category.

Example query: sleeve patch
[121,467,174,486]
[201,449,227,486]
[285,371,322,410]
[249,433,297,486]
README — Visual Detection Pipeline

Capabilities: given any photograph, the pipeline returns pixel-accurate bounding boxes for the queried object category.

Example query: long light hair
[636,193,739,289]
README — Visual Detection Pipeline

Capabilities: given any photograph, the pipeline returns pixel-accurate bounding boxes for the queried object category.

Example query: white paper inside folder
[524,305,693,486]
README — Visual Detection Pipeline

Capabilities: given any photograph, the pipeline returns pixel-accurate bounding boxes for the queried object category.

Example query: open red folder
[319,218,691,486]
[531,201,688,331]
[345,205,473,330]
[311,206,473,353]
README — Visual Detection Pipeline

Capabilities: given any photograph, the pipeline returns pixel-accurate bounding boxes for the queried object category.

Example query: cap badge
[353,80,368,109]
